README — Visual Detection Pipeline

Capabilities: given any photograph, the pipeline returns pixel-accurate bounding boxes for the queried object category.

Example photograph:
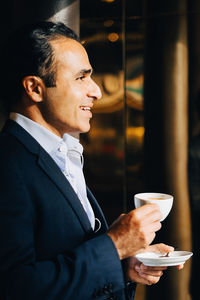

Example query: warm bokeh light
[126,126,145,141]
[103,20,114,27]
[101,0,115,3]
[108,32,119,42]
[89,128,116,139]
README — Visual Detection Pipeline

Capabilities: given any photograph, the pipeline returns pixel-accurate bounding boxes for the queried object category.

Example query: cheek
[57,98,79,121]
[45,85,82,117]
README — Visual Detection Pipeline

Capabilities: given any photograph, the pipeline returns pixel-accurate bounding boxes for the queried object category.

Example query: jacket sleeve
[0,158,129,300]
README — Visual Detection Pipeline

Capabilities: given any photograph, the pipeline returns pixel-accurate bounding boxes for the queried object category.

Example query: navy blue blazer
[0,120,136,300]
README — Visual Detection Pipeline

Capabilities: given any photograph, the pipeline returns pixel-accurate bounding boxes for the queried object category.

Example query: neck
[68,132,79,139]
[13,105,80,140]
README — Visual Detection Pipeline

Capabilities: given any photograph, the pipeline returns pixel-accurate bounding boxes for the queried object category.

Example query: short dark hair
[0,21,80,112]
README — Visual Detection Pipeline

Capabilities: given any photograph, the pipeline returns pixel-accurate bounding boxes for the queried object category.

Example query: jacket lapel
[2,120,93,234]
[37,149,93,234]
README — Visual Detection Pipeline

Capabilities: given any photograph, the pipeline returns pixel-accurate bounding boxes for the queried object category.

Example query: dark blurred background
[2,0,200,299]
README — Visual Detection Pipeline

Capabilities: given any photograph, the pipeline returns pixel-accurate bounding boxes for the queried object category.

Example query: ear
[22,76,44,103]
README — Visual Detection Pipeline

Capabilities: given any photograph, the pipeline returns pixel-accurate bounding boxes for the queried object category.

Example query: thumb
[145,243,174,253]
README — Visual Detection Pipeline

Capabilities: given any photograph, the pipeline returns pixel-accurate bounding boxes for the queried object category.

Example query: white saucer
[135,251,193,266]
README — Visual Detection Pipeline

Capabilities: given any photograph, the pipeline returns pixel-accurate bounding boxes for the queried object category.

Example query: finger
[146,220,162,233]
[134,203,160,213]
[130,269,156,285]
[137,272,161,284]
[140,270,163,277]
[144,209,163,224]
[176,264,184,270]
[133,204,162,220]
[146,243,174,253]
[136,265,165,277]
[141,264,168,272]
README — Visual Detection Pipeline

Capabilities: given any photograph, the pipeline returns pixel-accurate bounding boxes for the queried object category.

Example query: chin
[80,129,90,134]
[79,124,91,134]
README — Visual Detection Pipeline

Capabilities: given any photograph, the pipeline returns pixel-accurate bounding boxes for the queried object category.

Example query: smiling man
[0,22,181,300]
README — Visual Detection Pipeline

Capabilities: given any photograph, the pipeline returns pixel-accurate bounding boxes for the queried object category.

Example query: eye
[76,75,86,81]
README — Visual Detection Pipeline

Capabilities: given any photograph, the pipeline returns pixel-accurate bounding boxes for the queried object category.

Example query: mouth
[79,105,93,118]
[80,106,92,111]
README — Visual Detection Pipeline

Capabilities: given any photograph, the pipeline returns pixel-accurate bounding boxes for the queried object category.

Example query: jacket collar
[2,120,95,234]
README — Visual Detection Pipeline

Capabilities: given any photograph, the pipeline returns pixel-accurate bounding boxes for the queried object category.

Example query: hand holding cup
[107,203,162,260]
[134,193,173,222]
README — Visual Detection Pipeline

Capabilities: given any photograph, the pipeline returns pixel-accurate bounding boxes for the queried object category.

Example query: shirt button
[59,144,66,152]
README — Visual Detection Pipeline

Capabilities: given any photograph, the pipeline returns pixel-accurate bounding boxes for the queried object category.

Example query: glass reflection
[80,1,199,299]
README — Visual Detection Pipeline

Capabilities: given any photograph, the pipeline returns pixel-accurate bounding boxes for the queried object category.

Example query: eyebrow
[75,68,93,77]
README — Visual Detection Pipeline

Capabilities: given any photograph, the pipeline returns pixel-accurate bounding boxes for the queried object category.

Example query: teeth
[80,106,91,111]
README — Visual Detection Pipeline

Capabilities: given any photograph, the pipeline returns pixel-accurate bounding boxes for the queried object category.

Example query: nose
[88,79,102,100]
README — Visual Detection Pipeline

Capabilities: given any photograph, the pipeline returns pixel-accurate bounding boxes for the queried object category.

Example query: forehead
[50,37,91,71]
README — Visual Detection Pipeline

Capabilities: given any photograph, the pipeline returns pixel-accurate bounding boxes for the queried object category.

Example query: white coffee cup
[134,192,173,221]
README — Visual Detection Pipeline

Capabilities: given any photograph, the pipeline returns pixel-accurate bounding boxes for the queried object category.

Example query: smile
[80,106,91,111]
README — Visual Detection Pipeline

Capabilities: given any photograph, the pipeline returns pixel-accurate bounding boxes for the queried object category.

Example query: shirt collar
[63,133,83,155]
[9,112,83,155]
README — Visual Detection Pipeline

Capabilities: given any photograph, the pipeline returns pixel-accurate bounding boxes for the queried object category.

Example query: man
[0,21,181,299]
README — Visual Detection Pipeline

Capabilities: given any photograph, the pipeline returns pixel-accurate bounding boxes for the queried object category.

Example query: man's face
[40,37,102,137]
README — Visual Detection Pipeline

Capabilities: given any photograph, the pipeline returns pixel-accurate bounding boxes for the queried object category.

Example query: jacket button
[103,283,113,294]
[103,285,110,295]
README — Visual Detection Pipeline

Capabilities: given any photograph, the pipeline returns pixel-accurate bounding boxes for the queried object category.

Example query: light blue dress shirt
[9,112,95,229]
